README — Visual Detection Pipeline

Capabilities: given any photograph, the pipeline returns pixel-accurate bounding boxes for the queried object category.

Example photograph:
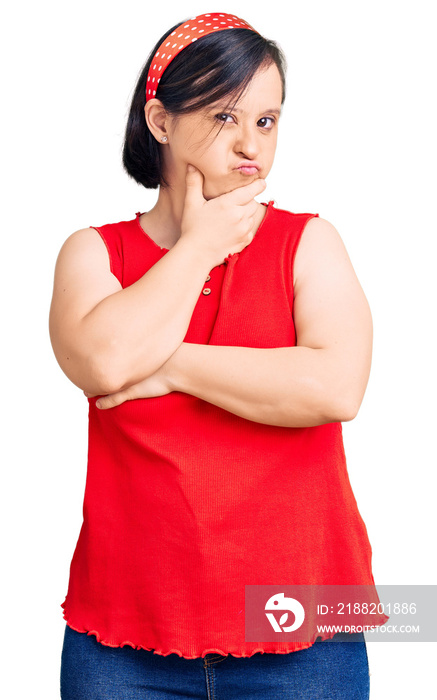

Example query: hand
[180,164,266,268]
[84,362,173,409]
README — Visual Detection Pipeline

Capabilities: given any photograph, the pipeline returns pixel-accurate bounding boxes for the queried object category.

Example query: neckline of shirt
[135,201,274,255]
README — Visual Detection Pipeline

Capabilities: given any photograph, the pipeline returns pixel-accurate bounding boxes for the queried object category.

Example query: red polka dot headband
[146,12,259,101]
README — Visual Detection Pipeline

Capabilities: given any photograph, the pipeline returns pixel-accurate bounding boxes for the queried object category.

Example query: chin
[204,176,258,200]
[202,182,229,200]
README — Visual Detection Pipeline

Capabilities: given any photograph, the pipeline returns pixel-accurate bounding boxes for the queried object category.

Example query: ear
[144,99,170,144]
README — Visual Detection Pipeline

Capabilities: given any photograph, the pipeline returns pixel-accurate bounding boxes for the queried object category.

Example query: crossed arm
[50,217,372,428]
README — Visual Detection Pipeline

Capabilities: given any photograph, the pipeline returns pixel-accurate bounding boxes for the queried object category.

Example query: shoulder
[293,216,354,288]
[54,224,121,286]
[56,213,136,263]
[62,226,103,245]
[51,225,121,305]
[58,214,136,249]
[267,204,348,280]
[295,216,349,264]
[300,215,341,240]
[300,215,347,252]
[56,227,109,268]
[267,203,333,244]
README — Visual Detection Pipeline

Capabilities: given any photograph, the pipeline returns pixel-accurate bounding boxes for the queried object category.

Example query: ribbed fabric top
[62,201,388,658]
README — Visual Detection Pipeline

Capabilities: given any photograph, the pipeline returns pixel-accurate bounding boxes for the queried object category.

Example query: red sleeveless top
[62,201,388,658]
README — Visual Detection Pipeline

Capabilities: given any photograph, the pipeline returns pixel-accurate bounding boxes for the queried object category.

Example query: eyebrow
[210,105,282,116]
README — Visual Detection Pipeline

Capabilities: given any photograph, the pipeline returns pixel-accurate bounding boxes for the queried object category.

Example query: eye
[258,117,276,129]
[214,113,234,124]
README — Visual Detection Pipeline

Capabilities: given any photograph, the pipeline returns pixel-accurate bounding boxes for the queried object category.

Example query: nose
[233,123,260,161]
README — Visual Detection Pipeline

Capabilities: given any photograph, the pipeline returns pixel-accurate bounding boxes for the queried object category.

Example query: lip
[234,161,261,176]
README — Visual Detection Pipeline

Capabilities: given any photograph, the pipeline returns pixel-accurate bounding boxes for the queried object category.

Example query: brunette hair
[122,21,287,189]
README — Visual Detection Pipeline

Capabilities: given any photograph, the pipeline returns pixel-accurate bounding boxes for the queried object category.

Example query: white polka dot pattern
[145,12,258,100]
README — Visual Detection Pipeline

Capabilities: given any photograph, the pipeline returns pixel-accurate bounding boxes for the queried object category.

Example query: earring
[161,136,168,143]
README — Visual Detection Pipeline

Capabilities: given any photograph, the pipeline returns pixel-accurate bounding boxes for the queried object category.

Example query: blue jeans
[61,624,370,699]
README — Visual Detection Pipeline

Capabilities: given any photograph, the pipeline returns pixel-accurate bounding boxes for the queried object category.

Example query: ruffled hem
[62,605,390,660]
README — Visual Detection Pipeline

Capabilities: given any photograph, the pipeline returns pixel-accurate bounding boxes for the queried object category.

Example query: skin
[138,60,282,250]
[49,61,373,427]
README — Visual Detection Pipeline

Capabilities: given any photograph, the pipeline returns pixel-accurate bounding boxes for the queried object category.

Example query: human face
[162,62,283,199]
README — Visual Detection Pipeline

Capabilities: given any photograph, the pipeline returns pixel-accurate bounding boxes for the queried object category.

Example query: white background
[2,0,436,697]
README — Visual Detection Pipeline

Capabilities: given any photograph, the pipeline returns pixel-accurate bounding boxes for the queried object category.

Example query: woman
[50,11,388,699]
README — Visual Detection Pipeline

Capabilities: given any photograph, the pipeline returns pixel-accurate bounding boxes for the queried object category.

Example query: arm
[49,228,214,395]
[163,217,373,427]
[49,170,266,395]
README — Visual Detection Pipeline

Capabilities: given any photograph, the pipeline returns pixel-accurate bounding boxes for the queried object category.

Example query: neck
[143,180,185,250]
[141,167,268,251]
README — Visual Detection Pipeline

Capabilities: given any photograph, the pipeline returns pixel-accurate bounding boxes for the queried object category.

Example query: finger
[95,391,128,410]
[83,390,97,398]
[184,164,206,207]
[224,178,267,206]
